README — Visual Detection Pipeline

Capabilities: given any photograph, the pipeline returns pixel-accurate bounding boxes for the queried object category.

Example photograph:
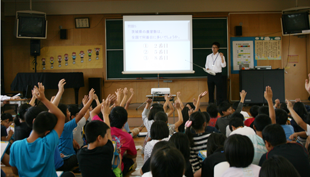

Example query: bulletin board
[29,45,103,71]
[230,37,256,74]
[255,37,281,60]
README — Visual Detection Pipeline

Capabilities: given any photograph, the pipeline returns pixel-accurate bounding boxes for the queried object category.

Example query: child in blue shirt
[9,83,65,177]
[58,89,95,156]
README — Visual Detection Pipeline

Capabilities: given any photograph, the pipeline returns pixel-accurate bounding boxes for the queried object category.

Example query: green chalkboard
[106,18,227,79]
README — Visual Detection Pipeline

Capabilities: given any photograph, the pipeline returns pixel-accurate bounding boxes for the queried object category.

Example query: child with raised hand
[91,94,116,121]
[77,99,120,177]
[154,100,183,135]
[14,104,32,141]
[185,111,210,173]
[58,88,95,157]
[216,90,247,135]
[163,94,175,117]
[9,82,66,176]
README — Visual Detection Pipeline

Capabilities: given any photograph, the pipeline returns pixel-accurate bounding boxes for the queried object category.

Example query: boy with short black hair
[110,106,137,175]
[77,99,120,177]
[259,124,310,177]
[244,105,259,127]
[275,109,294,140]
[1,113,13,141]
[9,83,66,176]
[216,90,247,136]
[206,103,220,127]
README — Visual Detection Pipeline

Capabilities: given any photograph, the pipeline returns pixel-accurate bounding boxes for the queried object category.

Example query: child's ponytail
[185,119,194,146]
[15,104,32,126]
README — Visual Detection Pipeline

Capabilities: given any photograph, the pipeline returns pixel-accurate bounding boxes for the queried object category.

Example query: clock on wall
[75,17,90,28]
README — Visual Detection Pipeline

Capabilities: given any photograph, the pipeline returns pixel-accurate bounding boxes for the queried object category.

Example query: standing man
[205,42,226,105]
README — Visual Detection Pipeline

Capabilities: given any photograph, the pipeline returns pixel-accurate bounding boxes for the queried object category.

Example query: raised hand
[164,94,169,101]
[174,100,181,110]
[58,79,66,93]
[88,89,95,100]
[275,99,280,108]
[220,52,224,57]
[101,99,113,115]
[146,98,152,104]
[305,73,310,95]
[123,87,128,95]
[264,86,273,101]
[199,91,208,98]
[295,98,301,102]
[177,91,181,98]
[82,95,89,106]
[33,82,46,101]
[93,94,98,100]
[50,96,56,102]
[130,88,134,94]
[286,99,293,110]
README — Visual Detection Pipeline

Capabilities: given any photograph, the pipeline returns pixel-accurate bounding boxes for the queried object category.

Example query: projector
[151,88,170,95]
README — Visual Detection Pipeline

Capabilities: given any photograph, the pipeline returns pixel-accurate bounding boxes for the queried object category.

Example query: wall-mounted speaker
[235,26,242,36]
[60,29,67,39]
[30,40,40,56]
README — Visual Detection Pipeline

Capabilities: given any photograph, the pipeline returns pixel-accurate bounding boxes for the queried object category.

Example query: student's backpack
[112,135,122,169]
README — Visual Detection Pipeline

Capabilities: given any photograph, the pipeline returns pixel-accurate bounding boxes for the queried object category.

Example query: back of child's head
[258,106,269,116]
[178,107,190,133]
[58,104,69,119]
[259,155,301,177]
[218,101,231,116]
[207,103,218,118]
[148,106,164,121]
[150,120,169,140]
[1,113,13,121]
[150,146,185,177]
[207,133,226,156]
[224,134,254,167]
[262,124,286,147]
[275,109,288,125]
[293,102,308,120]
[151,103,163,108]
[185,112,206,146]
[169,132,190,161]
[202,112,210,123]
[280,103,290,114]
[232,102,239,111]
[25,106,45,129]
[14,104,32,126]
[229,118,244,131]
[231,112,244,121]
[253,115,272,132]
[85,120,109,143]
[33,111,57,135]
[250,105,259,118]
[109,106,128,129]
[150,141,174,160]
[68,104,79,118]
[154,111,168,122]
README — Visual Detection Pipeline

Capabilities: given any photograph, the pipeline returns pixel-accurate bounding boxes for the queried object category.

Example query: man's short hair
[218,101,231,116]
[109,106,128,129]
[33,111,57,135]
[262,124,287,147]
[253,114,272,131]
[207,103,218,118]
[275,109,288,125]
[212,42,220,48]
[85,120,110,143]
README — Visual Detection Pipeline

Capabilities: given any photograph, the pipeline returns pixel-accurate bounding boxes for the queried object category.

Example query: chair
[214,161,230,177]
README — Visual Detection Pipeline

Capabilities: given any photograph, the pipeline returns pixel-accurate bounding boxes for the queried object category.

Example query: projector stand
[157,73,159,88]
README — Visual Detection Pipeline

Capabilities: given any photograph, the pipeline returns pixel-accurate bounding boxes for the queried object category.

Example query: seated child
[1,113,13,141]
[14,104,32,141]
[202,112,219,134]
[232,102,250,118]
[9,83,65,176]
[206,103,220,127]
[244,105,259,127]
[216,90,247,135]
[229,117,256,136]
[144,121,169,163]
[275,109,294,140]
[110,106,137,175]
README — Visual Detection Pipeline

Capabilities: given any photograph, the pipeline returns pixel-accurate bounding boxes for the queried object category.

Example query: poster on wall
[255,37,281,60]
[230,37,256,74]
[30,45,103,71]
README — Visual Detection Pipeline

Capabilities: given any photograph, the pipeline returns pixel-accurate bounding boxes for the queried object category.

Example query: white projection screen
[122,15,194,74]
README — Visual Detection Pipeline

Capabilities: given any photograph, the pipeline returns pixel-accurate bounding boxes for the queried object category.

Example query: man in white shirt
[205,42,226,104]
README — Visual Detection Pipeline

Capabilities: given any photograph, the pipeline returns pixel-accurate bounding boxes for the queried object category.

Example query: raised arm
[90,94,114,119]
[173,100,183,131]
[75,89,94,124]
[264,86,276,124]
[120,87,128,107]
[163,94,169,113]
[34,83,65,138]
[305,73,310,96]
[101,99,113,141]
[28,88,36,106]
[164,95,175,117]
[286,99,307,131]
[82,95,90,120]
[114,88,123,106]
[93,94,100,107]
[125,88,134,110]
[176,91,184,110]
[52,79,66,106]
[194,91,207,112]
[234,90,247,113]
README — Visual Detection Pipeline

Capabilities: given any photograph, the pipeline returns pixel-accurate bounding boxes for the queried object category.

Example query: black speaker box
[235,26,242,36]
[89,78,102,100]
[60,29,67,39]
[30,40,40,56]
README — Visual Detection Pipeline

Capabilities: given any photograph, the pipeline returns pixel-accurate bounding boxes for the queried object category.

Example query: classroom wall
[2,1,310,104]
